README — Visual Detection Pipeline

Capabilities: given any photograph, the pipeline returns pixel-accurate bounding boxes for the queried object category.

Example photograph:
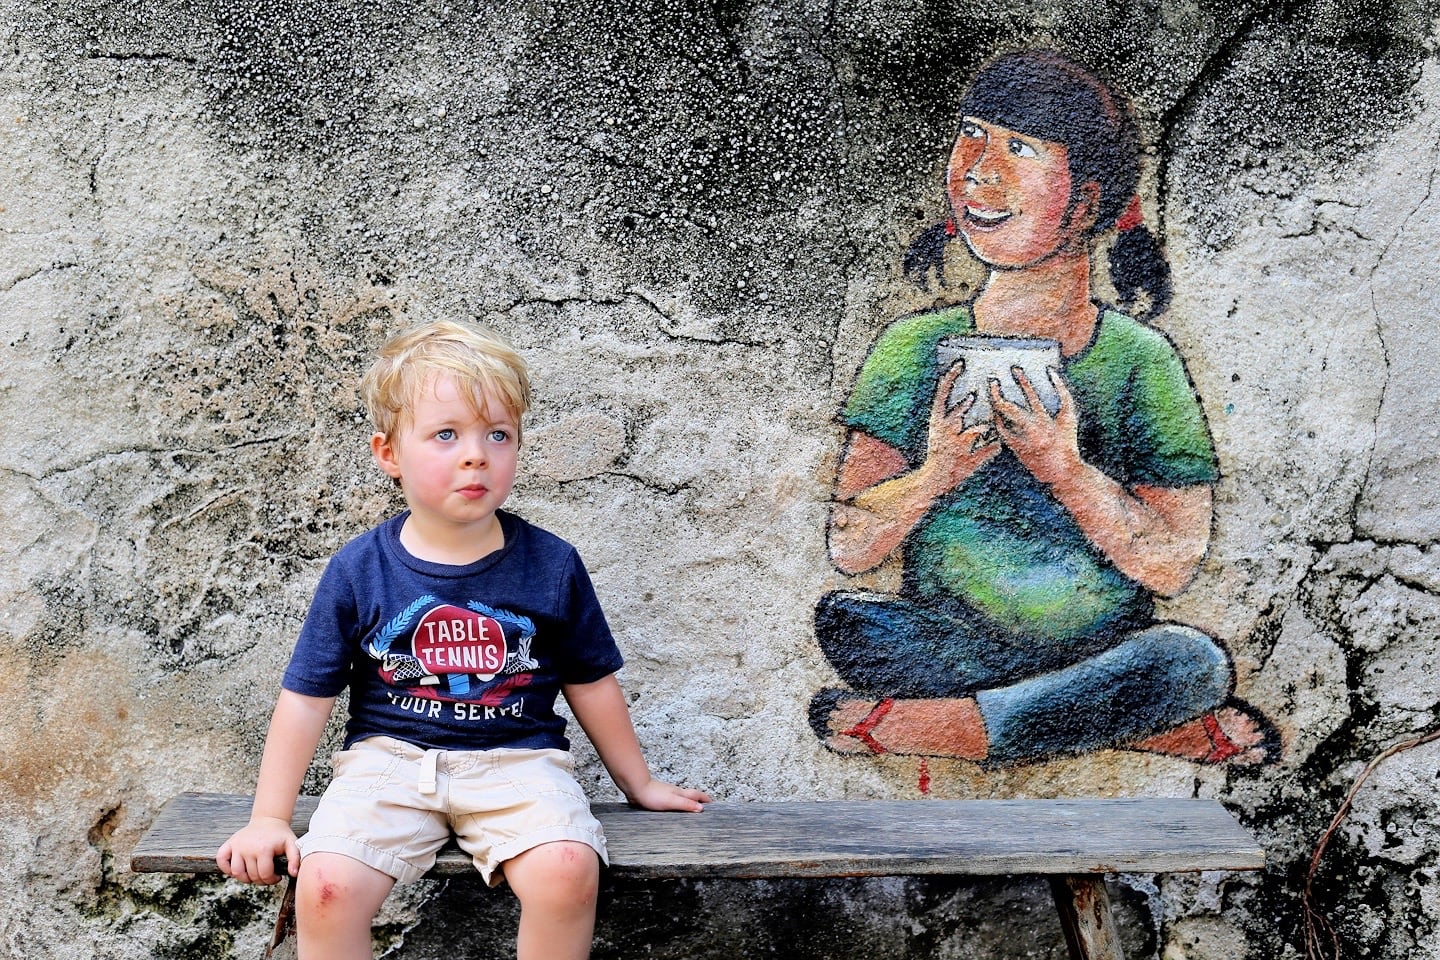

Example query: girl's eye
[1008,138,1038,158]
[436,429,457,441]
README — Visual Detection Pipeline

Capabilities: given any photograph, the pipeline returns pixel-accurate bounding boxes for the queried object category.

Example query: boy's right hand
[215,816,301,885]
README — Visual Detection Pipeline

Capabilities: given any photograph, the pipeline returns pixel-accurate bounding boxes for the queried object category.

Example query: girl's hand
[924,360,1001,492]
[990,366,1082,487]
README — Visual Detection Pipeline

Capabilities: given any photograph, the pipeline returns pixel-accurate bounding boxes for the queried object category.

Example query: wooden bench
[131,792,1263,960]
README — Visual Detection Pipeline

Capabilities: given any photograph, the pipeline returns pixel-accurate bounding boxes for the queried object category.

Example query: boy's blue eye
[489,429,511,443]
[436,429,456,441]
[1008,138,1038,158]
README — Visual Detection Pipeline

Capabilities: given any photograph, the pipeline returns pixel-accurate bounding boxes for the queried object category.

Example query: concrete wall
[2,1,1438,957]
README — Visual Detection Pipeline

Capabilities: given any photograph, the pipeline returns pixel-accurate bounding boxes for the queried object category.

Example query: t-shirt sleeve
[553,550,624,685]
[843,314,947,460]
[282,556,360,698]
[1125,334,1220,488]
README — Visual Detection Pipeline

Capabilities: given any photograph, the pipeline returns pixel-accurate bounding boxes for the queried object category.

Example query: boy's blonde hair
[361,320,531,439]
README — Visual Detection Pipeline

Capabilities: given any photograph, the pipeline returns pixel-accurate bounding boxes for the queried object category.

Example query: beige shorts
[296,735,608,885]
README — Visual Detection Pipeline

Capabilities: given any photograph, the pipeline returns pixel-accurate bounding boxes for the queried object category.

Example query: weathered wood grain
[1052,875,1125,960]
[130,792,1264,880]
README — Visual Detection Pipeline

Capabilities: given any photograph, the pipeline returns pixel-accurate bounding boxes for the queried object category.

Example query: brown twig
[1302,727,1440,960]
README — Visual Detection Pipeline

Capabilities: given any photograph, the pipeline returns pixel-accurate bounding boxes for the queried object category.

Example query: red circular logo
[412,604,508,681]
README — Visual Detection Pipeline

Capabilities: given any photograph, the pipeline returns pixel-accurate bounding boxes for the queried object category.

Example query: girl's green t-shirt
[843,304,1218,640]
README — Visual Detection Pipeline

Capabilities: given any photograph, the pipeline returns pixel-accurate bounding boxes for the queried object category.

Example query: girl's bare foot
[809,689,988,761]
[1133,699,1280,765]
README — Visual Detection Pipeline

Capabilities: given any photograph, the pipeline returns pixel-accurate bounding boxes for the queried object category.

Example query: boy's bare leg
[505,841,601,960]
[295,852,395,960]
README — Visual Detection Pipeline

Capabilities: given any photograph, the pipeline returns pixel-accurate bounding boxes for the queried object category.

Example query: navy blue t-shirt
[283,510,624,751]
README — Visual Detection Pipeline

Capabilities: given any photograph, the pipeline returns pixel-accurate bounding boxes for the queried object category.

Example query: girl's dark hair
[907,49,1172,318]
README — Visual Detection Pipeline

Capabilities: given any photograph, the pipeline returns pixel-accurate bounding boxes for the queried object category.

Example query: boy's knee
[296,854,391,927]
[509,841,600,907]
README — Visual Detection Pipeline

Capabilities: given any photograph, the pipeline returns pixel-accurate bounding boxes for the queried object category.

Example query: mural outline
[810,49,1280,769]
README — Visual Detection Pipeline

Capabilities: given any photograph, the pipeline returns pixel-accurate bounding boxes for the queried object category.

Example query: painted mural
[11,0,1440,954]
[809,50,1280,768]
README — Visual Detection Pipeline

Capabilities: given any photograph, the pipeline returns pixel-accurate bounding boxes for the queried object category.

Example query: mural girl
[811,50,1278,767]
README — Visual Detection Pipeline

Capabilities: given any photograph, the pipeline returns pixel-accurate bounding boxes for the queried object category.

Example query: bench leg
[263,877,298,960]
[1050,875,1124,960]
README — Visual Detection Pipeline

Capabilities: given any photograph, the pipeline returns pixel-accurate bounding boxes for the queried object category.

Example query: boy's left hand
[626,778,711,812]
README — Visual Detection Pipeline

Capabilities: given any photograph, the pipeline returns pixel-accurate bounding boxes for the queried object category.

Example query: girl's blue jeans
[814,591,1233,764]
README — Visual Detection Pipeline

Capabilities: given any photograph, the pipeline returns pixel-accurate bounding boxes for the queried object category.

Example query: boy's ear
[371,432,403,479]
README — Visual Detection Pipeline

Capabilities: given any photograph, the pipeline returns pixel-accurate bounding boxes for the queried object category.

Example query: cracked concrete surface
[3,2,1440,958]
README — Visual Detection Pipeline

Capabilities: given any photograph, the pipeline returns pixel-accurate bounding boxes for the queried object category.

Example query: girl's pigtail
[903,216,957,289]
[1108,196,1172,318]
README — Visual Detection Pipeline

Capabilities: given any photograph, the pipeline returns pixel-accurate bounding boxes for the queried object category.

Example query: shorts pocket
[497,749,588,801]
[327,742,405,796]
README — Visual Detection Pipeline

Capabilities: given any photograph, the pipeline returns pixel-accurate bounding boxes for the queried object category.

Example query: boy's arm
[215,689,336,884]
[563,674,709,812]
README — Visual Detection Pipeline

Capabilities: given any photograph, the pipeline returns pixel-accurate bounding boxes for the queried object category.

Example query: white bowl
[936,335,1062,428]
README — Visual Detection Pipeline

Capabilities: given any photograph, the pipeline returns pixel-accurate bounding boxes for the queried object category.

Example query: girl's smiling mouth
[962,203,1013,230]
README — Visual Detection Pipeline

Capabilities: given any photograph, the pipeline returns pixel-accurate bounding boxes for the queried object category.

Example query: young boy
[217,319,709,960]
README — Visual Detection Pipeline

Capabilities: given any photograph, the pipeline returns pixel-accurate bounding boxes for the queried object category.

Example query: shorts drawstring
[419,749,442,795]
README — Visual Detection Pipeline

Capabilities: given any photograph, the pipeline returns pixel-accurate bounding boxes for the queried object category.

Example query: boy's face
[371,373,520,543]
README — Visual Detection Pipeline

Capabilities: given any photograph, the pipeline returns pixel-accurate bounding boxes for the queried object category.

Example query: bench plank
[131,792,1263,880]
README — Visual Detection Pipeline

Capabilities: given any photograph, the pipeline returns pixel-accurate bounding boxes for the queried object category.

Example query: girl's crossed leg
[809,591,1268,765]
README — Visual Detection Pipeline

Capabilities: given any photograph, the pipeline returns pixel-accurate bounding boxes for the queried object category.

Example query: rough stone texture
[3,1,1440,958]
